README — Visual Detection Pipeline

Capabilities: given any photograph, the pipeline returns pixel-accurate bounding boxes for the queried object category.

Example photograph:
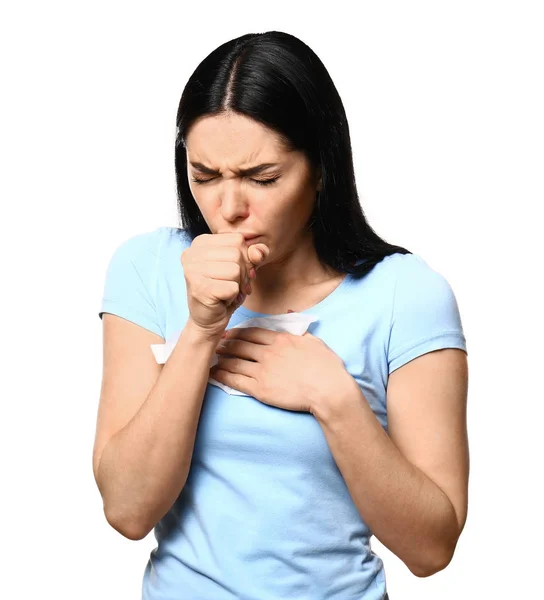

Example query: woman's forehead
[186,113,286,155]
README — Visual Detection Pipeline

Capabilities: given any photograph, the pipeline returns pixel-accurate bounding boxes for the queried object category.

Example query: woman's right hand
[181,233,269,339]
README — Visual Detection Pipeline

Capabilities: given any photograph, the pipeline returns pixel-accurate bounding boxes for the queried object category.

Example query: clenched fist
[181,233,269,338]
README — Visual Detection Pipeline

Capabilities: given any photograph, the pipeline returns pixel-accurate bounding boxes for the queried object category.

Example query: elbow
[104,506,152,541]
[407,536,458,578]
[408,505,463,577]
[405,535,459,578]
[409,552,453,578]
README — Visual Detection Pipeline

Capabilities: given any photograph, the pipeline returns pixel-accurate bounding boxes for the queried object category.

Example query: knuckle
[190,277,205,296]
[192,234,205,246]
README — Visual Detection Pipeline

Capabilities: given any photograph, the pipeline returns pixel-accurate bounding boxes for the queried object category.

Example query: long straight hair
[174,31,411,279]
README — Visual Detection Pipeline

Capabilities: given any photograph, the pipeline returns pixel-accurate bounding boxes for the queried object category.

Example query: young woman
[94,31,469,600]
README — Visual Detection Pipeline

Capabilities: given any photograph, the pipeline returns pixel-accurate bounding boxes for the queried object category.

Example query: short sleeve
[387,254,467,374]
[98,228,165,338]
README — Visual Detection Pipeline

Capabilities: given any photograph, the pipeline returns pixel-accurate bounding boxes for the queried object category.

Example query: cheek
[274,181,316,221]
[189,186,218,215]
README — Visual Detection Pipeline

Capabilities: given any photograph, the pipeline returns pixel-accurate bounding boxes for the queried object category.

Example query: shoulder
[102,226,194,291]
[387,252,467,372]
[109,225,192,262]
[357,251,456,296]
[156,225,193,256]
[391,252,459,304]
[393,251,445,275]
[365,251,446,279]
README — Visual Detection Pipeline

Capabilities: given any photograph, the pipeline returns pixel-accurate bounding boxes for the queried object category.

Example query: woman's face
[185,112,321,262]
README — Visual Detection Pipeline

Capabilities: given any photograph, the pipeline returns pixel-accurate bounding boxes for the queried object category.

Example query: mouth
[243,235,261,242]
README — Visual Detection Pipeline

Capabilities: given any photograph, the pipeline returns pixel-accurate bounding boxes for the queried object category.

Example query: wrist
[184,318,225,345]
[311,374,361,424]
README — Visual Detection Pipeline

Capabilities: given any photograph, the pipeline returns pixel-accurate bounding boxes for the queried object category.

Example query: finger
[215,338,263,362]
[211,236,268,279]
[213,356,258,378]
[202,252,253,292]
[185,249,243,294]
[225,327,276,345]
[193,245,245,263]
[209,368,254,397]
[194,232,247,247]
[247,243,269,268]
[200,278,240,304]
[197,261,245,285]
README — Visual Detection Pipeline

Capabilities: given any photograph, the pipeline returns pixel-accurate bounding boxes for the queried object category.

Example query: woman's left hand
[209,327,355,414]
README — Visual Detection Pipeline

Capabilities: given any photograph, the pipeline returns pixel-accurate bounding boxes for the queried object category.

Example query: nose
[220,180,250,222]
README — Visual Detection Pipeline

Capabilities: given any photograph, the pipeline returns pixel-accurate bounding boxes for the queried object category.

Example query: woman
[94,31,469,600]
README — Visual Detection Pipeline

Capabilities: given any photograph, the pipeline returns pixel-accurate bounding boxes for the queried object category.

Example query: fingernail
[220,331,227,339]
[245,283,252,294]
[249,268,256,280]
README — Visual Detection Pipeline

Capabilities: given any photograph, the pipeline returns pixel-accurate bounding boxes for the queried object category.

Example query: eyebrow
[189,161,280,177]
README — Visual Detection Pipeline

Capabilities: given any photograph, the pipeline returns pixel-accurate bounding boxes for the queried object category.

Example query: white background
[1,1,542,598]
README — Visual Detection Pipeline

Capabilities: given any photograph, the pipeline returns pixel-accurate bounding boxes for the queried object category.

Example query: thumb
[248,243,269,267]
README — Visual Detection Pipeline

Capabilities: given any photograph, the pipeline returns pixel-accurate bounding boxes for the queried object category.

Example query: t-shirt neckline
[235,271,353,318]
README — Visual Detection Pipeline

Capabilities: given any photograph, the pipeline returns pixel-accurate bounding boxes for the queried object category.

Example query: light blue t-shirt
[98,225,468,600]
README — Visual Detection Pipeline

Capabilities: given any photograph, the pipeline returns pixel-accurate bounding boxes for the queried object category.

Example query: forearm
[97,320,219,539]
[313,380,459,577]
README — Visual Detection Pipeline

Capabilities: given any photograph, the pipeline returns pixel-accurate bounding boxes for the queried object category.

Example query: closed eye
[190,177,279,186]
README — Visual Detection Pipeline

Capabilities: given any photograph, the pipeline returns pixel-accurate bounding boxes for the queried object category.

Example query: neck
[248,233,340,304]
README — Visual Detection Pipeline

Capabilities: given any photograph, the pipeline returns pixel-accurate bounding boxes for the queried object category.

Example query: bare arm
[313,348,469,577]
[93,315,220,540]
